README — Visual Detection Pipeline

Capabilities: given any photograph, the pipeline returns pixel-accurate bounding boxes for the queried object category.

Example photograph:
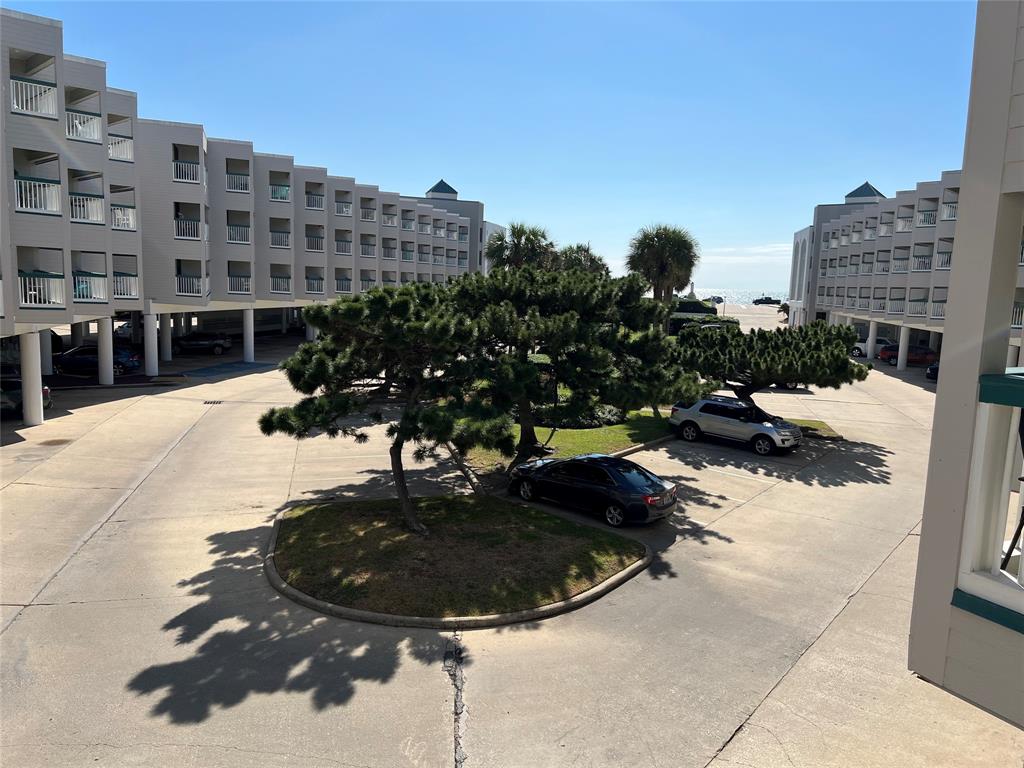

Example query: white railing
[434,228,445,237]
[936,251,952,270]
[819,268,827,278]
[851,232,862,243]
[228,275,251,293]
[361,244,376,257]
[360,208,376,221]
[829,240,838,249]
[419,252,431,263]
[448,231,458,241]
[827,268,836,277]
[916,210,937,226]
[73,274,107,302]
[401,251,415,261]
[15,177,61,214]
[931,302,946,319]
[66,110,102,142]
[336,278,352,292]
[446,257,458,267]
[846,297,857,307]
[10,76,57,117]
[838,266,846,276]
[877,262,890,274]
[173,160,201,183]
[434,255,444,265]
[888,299,906,314]
[858,298,870,309]
[306,235,324,252]
[69,194,104,223]
[361,278,376,290]
[912,256,933,271]
[1012,303,1024,329]
[459,233,469,243]
[227,224,251,244]
[270,184,291,201]
[401,219,415,230]
[878,222,893,236]
[419,223,432,234]
[336,240,353,255]
[458,257,469,268]
[111,205,136,230]
[270,230,291,248]
[335,201,352,215]
[306,193,324,210]
[941,202,958,221]
[896,217,914,232]
[864,229,877,241]
[226,173,250,192]
[19,274,65,307]
[270,276,291,293]
[861,263,873,275]
[382,214,397,226]
[113,274,139,298]
[907,301,928,317]
[175,218,201,239]
[108,135,134,162]
[176,275,202,296]
[892,258,909,273]
[305,277,324,293]
[849,264,859,275]
[872,299,886,312]
[383,247,397,260]
[840,235,849,246]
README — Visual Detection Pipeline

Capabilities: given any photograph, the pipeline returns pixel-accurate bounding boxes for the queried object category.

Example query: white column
[928,330,941,352]
[144,313,159,376]
[19,332,44,426]
[242,308,255,363]
[97,317,114,386]
[38,330,53,375]
[305,320,317,341]
[1006,343,1020,369]
[70,322,84,347]
[896,325,911,371]
[160,313,173,362]
[866,320,878,360]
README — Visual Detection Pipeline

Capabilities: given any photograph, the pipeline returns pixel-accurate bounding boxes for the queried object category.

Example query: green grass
[274,495,646,617]
[789,418,842,440]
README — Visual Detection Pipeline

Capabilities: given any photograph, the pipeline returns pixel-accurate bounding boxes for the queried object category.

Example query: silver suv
[668,395,802,456]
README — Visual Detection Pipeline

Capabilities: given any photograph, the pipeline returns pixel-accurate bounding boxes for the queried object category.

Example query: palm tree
[485,223,558,270]
[626,225,700,308]
[558,243,609,276]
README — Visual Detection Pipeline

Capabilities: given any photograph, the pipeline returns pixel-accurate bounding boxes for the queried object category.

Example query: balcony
[112,273,139,299]
[270,230,291,248]
[1013,303,1024,329]
[877,262,891,274]
[858,298,870,310]
[907,301,928,317]
[936,250,952,270]
[335,201,352,216]
[227,224,251,244]
[401,219,415,230]
[434,228,445,237]
[401,250,415,262]
[73,273,107,303]
[270,276,291,293]
[69,193,104,224]
[228,275,251,294]
[819,268,827,278]
[459,233,469,243]
[878,222,894,236]
[892,258,909,274]
[941,202,958,221]
[827,268,836,277]
[895,216,913,233]
[19,272,65,307]
[108,135,134,162]
[446,256,457,267]
[306,276,324,294]
[849,264,859,275]
[335,240,353,255]
[175,218,201,240]
[15,177,61,214]
[861,263,873,275]
[419,223,432,234]
[335,277,352,293]
[382,214,397,226]
[931,302,946,319]
[916,210,937,227]
[419,252,430,263]
[306,235,324,252]
[433,255,444,266]
[912,256,933,272]
[360,208,376,222]
[846,297,857,308]
[226,173,250,193]
[361,278,377,291]
[888,299,906,314]
[270,184,291,202]
[851,232,861,244]
[175,274,202,296]
[10,76,57,117]
[458,257,468,268]
[383,247,397,260]
[447,231,458,241]
[306,192,325,210]
[840,235,849,246]
[873,299,886,312]
[382,278,397,286]
[864,229,877,241]
[111,204,136,231]
[361,244,376,257]
[173,160,201,183]
[837,266,846,276]
[66,109,101,142]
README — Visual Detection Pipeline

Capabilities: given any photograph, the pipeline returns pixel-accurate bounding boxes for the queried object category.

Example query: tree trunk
[650,403,663,419]
[390,438,428,535]
[731,383,761,404]
[444,442,486,496]
[512,396,540,467]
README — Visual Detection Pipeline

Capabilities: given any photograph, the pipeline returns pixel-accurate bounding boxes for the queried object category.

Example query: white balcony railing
[840,235,849,246]
[360,208,376,221]
[858,298,870,310]
[936,251,953,270]
[111,204,137,230]
[306,193,324,210]
[459,257,469,268]
[872,299,886,312]
[174,218,201,239]
[912,256,933,272]
[270,184,291,201]
[336,201,352,216]
[15,177,61,214]
[227,224,251,244]
[941,202,958,221]
[931,302,946,319]
[419,223,432,234]
[10,76,57,117]
[459,233,469,243]
[336,240,353,255]
[446,257,458,267]
[305,277,324,293]
[69,194,104,223]
[361,278,376,290]
[173,160,201,183]
[306,235,324,252]
[878,222,894,236]
[73,274,107,302]
[419,252,431,263]
[916,210,937,227]
[401,219,415,230]
[226,173,250,193]
[892,258,909,273]
[228,275,251,293]
[861,263,873,275]
[864,229,877,241]
[434,228,445,237]
[336,278,352,292]
[433,255,444,265]
[270,230,291,248]
[888,299,906,314]
[401,250,415,261]
[851,232,862,243]
[19,274,65,307]
[383,247,397,260]
[907,301,928,317]
[65,109,102,142]
[382,214,397,226]
[846,297,856,307]
[361,244,376,257]
[447,231,458,241]
[108,135,134,162]
[877,262,890,274]
[1012,303,1024,329]
[175,275,202,296]
[896,217,914,232]
[849,264,859,275]
[270,276,291,293]
[112,273,139,299]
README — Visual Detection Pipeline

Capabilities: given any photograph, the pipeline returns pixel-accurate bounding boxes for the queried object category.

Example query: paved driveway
[1,362,1021,767]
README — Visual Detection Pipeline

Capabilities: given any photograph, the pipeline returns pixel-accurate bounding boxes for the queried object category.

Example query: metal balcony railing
[878,222,893,236]
[15,177,61,214]
[1011,303,1024,328]
[458,257,469,268]
[335,240,353,255]
[305,277,324,293]
[174,218,201,240]
[849,264,859,275]
[846,297,857,307]
[447,231,458,241]
[335,201,352,216]
[872,299,886,312]
[306,193,325,210]
[851,232,861,243]
[175,275,202,296]
[361,244,376,257]
[69,193,104,223]
[401,219,415,230]
[401,250,415,261]
[892,258,909,273]
[336,277,352,292]
[10,76,57,117]
[931,302,946,319]
[459,233,469,242]
[306,235,324,252]
[270,276,291,293]
[912,256,933,272]
[916,210,937,226]
[858,298,870,310]
[941,202,958,221]
[383,247,397,259]
[226,173,250,193]
[360,208,376,221]
[227,224,251,244]
[112,273,139,298]
[433,255,444,265]
[861,263,873,275]
[111,204,136,230]
[19,273,65,307]
[888,299,906,314]
[173,160,201,183]
[270,184,290,202]
[419,223,432,234]
[228,275,251,293]
[382,214,397,226]
[66,109,102,142]
[840,235,849,246]
[73,273,107,302]
[864,229,877,241]
[896,216,914,232]
[936,251,952,270]
[907,301,928,317]
[360,278,376,290]
[434,228,445,237]
[270,230,291,248]
[419,253,431,263]
[108,135,134,162]
[876,262,890,274]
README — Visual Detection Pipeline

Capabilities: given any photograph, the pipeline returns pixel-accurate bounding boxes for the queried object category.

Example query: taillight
[670,406,679,416]
[642,495,659,505]
[41,386,50,397]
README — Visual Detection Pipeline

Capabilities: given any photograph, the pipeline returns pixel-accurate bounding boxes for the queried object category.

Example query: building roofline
[0,8,61,27]
[138,117,204,130]
[63,53,105,67]
[106,86,137,98]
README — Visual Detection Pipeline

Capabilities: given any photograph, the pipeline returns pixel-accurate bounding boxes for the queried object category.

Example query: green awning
[978,368,1024,407]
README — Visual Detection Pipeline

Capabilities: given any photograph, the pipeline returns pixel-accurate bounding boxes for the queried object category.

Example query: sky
[4,1,976,290]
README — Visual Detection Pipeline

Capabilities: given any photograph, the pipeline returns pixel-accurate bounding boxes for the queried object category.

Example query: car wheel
[212,345,224,356]
[851,348,864,357]
[782,382,798,390]
[678,421,702,442]
[113,363,125,376]
[603,503,625,527]
[751,435,775,456]
[518,478,534,501]
[888,356,897,366]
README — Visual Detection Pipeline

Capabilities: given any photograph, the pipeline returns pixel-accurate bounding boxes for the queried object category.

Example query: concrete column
[896,325,911,371]
[70,322,85,347]
[159,313,173,362]
[97,317,114,386]
[242,308,255,363]
[305,320,317,341]
[144,313,159,377]
[1006,343,1020,369]
[928,330,941,352]
[38,329,53,375]
[19,332,44,426]
[281,308,289,334]
[866,320,878,359]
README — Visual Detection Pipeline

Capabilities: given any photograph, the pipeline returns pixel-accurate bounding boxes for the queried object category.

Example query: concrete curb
[609,433,675,457]
[263,513,653,630]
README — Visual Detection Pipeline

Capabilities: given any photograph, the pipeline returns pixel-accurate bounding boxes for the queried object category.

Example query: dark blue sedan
[509,453,677,527]
[54,345,141,376]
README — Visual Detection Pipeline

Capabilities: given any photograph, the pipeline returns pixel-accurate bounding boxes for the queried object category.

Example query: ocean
[695,288,789,305]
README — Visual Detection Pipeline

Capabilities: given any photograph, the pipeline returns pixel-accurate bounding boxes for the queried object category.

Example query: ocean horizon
[693,288,789,305]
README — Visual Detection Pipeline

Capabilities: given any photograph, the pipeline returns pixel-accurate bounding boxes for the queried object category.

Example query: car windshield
[614,461,661,489]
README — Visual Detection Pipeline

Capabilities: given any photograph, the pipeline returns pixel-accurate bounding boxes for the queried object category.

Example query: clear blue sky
[6,1,976,289]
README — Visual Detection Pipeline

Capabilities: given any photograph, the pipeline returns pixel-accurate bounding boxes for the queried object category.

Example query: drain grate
[203,400,223,405]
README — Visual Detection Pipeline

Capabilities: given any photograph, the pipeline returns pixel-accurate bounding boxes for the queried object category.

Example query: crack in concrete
[443,631,467,768]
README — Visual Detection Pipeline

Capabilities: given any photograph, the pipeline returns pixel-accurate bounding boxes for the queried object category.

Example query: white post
[929,330,941,352]
[70,322,84,347]
[896,325,911,371]
[866,320,878,360]
[97,317,114,385]
[305,319,316,341]
[144,313,159,376]
[1006,343,1020,369]
[38,330,53,375]
[19,332,44,426]
[242,308,255,363]
[160,313,173,362]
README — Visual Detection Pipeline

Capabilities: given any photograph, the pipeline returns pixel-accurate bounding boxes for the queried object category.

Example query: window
[616,461,661,489]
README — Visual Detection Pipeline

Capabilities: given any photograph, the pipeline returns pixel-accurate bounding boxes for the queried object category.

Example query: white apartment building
[1,9,490,426]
